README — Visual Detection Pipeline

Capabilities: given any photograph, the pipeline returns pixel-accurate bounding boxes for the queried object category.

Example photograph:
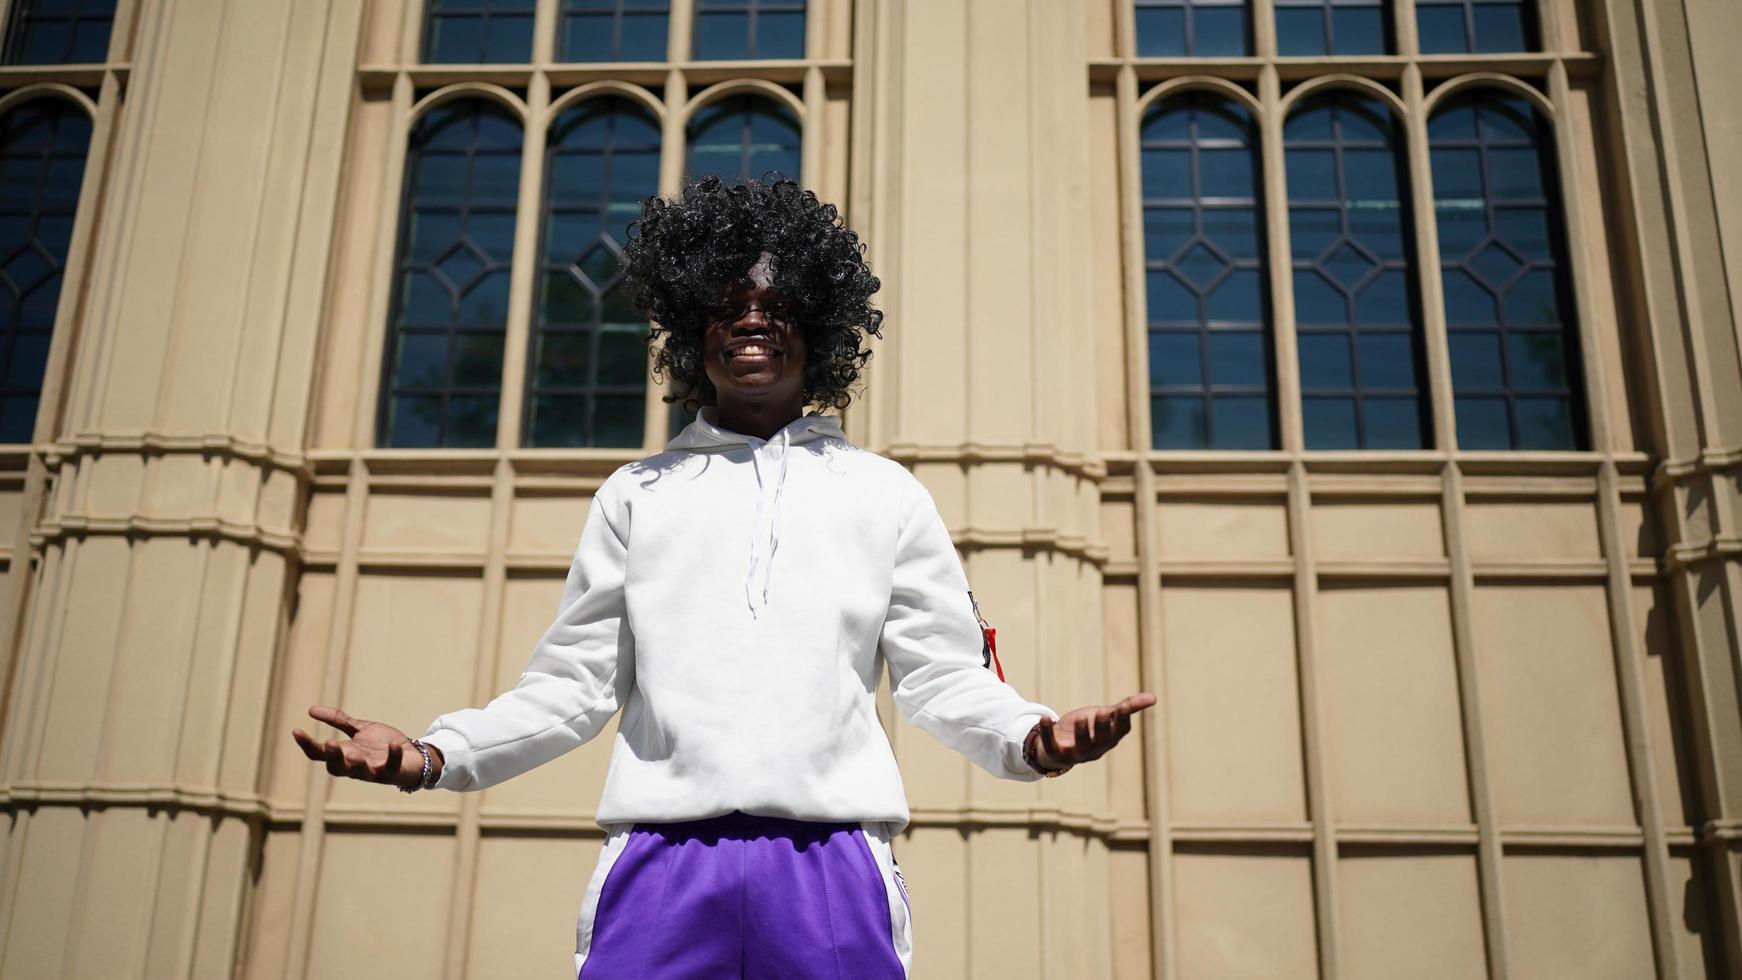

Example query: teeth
[735,345,776,356]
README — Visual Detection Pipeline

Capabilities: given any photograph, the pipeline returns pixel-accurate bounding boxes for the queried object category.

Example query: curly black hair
[619,174,883,412]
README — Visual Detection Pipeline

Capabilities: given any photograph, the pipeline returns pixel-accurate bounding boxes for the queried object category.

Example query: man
[293,175,1153,977]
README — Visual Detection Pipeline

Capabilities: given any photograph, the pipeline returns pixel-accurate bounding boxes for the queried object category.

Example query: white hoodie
[420,408,1059,828]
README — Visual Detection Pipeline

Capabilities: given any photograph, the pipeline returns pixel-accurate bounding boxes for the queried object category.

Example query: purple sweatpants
[575,812,911,979]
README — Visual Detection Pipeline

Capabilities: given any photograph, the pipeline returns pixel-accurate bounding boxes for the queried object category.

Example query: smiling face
[701,251,808,410]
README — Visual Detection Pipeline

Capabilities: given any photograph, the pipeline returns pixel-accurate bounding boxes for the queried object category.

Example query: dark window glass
[1141,93,1274,450]
[671,94,800,435]
[2,0,114,64]
[1134,0,1252,57]
[1431,90,1581,450]
[686,94,800,185]
[560,0,671,62]
[527,99,659,448]
[1416,0,1536,54]
[0,99,88,442]
[693,0,805,60]
[379,99,522,448]
[1274,0,1389,56]
[1286,91,1428,449]
[423,0,536,64]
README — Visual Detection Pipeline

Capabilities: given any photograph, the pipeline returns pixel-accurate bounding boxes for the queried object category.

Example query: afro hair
[620,174,884,412]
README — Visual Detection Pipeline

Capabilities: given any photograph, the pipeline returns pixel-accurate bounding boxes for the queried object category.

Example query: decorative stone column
[0,1,364,975]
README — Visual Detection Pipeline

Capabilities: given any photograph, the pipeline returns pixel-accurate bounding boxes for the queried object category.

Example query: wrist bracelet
[1023,724,1071,778]
[402,738,433,794]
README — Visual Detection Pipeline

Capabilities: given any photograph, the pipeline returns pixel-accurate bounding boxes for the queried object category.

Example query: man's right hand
[291,705,441,789]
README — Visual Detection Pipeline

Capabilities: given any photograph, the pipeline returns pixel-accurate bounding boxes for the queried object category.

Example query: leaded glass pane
[1285,91,1428,449]
[559,1,671,62]
[423,0,536,64]
[379,99,522,448]
[526,98,661,448]
[1134,0,1252,57]
[1416,0,1536,54]
[1273,0,1390,56]
[0,99,87,442]
[1430,89,1582,449]
[686,95,801,185]
[693,0,805,60]
[1140,93,1275,451]
[2,0,114,65]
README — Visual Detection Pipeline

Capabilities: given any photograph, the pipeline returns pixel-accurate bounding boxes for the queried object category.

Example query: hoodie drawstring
[744,427,792,617]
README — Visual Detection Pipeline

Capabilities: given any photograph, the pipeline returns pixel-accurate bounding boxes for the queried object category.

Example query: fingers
[1038,715,1063,762]
[306,705,363,737]
[1115,692,1158,715]
[384,741,404,787]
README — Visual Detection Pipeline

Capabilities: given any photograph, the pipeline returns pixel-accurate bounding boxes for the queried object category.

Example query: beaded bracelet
[401,738,434,793]
[1022,723,1072,778]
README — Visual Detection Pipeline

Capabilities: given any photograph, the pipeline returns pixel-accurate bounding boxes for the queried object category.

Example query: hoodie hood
[665,408,851,617]
[665,406,846,452]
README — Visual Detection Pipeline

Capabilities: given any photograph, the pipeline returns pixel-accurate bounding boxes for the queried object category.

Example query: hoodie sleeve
[420,476,634,792]
[880,475,1058,781]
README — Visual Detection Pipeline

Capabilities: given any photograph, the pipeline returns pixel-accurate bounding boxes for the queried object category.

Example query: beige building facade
[0,0,1737,977]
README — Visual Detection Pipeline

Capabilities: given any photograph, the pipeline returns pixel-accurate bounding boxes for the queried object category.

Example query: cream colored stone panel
[967,460,1032,530]
[0,482,20,549]
[1174,851,1318,980]
[61,808,162,976]
[89,538,208,783]
[238,830,304,980]
[268,570,336,805]
[1666,849,1721,980]
[479,573,618,815]
[327,573,481,814]
[1108,845,1155,979]
[892,0,968,445]
[306,832,456,978]
[1616,493,1662,560]
[966,827,1044,977]
[1501,854,1656,979]
[1318,585,1472,824]
[302,490,347,555]
[1463,500,1603,562]
[1162,586,1307,824]
[1100,498,1136,566]
[1311,500,1446,560]
[30,536,132,782]
[1157,498,1290,560]
[0,806,84,977]
[1473,585,1635,826]
[901,824,968,979]
[1635,582,1697,829]
[1102,581,1147,821]
[1336,853,1486,980]
[361,490,493,555]
[507,493,593,559]
[467,835,601,977]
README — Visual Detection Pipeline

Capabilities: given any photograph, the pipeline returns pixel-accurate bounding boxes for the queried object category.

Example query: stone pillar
[0,0,363,975]
[1597,0,1742,967]
[850,0,1136,974]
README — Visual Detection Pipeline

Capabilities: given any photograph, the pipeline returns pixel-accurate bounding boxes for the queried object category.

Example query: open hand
[291,705,433,789]
[1030,692,1156,772]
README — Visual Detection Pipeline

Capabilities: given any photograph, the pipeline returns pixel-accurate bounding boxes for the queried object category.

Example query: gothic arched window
[1431,89,1582,449]
[1142,91,1273,450]
[527,98,661,447]
[379,98,522,448]
[1287,90,1427,449]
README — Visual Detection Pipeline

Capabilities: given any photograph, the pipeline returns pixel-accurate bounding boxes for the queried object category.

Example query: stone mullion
[1401,65,1455,454]
[1114,60,1175,980]
[1284,460,1340,980]
[1441,461,1512,979]
[492,74,547,451]
[1259,65,1302,454]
